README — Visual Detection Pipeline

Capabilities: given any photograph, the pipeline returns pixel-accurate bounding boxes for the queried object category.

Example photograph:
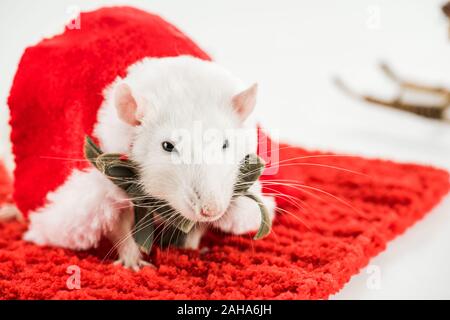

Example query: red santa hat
[8,7,211,217]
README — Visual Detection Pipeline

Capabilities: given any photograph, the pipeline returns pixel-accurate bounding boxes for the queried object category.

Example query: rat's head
[114,56,258,223]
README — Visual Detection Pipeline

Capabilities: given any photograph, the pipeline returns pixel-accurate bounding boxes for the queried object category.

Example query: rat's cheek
[162,191,199,222]
[138,169,169,195]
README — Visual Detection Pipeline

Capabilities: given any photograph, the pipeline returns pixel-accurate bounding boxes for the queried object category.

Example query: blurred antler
[379,63,450,96]
[334,63,450,122]
[444,1,450,38]
[443,1,450,18]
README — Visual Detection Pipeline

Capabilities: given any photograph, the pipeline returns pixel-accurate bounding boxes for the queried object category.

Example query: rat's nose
[199,204,224,219]
[200,209,216,217]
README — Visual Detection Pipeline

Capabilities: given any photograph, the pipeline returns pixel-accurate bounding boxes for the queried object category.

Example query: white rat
[23,56,275,270]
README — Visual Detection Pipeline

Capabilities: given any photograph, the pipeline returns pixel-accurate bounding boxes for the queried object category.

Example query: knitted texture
[0,145,448,299]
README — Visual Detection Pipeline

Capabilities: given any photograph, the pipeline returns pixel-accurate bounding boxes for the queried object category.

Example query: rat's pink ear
[232,83,258,121]
[114,83,142,126]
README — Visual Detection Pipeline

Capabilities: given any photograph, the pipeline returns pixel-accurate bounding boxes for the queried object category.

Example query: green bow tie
[84,136,271,253]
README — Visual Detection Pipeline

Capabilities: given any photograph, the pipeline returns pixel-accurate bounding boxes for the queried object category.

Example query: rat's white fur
[24,56,275,270]
[24,169,125,249]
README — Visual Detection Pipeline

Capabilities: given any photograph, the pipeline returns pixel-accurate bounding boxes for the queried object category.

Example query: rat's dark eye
[162,141,175,152]
[222,139,229,150]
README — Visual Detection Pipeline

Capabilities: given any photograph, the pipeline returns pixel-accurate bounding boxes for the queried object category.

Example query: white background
[0,0,449,299]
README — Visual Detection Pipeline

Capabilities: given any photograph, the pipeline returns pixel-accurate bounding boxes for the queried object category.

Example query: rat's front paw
[113,258,154,272]
[115,240,154,271]
[182,226,207,250]
[215,195,275,235]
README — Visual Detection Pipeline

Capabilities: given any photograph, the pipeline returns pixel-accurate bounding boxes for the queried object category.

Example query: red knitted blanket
[0,146,448,299]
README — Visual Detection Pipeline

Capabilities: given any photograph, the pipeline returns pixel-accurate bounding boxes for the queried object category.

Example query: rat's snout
[200,207,222,219]
[200,209,216,218]
[195,196,226,221]
[189,186,230,222]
